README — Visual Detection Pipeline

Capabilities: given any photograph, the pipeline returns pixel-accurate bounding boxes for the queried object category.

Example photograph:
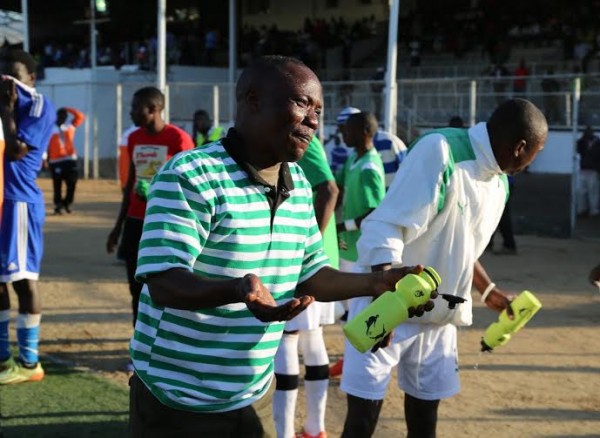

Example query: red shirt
[127,124,194,219]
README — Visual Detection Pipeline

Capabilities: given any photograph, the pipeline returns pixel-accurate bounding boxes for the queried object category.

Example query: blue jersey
[3,78,55,203]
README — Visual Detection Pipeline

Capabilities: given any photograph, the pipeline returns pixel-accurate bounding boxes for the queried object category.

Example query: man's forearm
[473,260,494,294]
[147,268,243,310]
[296,266,383,302]
[313,180,339,233]
[0,107,28,160]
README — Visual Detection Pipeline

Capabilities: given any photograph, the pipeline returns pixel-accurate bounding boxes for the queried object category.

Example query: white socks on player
[274,332,300,438]
[299,327,329,436]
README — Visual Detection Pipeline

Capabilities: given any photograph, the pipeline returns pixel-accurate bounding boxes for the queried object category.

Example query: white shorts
[285,301,335,331]
[340,296,460,401]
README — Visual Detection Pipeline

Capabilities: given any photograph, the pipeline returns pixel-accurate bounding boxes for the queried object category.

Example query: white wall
[527,131,576,174]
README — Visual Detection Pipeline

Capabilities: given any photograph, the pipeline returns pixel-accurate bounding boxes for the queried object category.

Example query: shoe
[329,358,343,378]
[296,430,327,438]
[494,247,517,255]
[64,205,72,214]
[54,207,63,215]
[0,360,44,384]
[0,356,16,372]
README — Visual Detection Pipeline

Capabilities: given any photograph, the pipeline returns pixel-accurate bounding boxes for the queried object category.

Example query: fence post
[469,80,477,127]
[570,78,581,236]
[93,113,99,179]
[212,85,220,128]
[116,83,122,182]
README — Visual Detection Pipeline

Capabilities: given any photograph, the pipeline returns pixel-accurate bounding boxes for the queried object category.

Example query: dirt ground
[18,178,600,437]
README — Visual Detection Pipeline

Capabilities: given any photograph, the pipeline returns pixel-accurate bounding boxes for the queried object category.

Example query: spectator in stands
[541,69,561,124]
[47,107,86,215]
[191,109,224,147]
[409,37,421,67]
[576,126,600,217]
[370,67,385,120]
[513,58,529,95]
[489,64,510,104]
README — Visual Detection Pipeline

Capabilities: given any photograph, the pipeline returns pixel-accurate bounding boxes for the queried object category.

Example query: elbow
[326,181,340,204]
[147,279,169,307]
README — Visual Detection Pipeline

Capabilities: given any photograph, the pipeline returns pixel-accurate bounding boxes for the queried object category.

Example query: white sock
[274,332,300,438]
[273,388,298,438]
[299,328,329,435]
[304,379,329,435]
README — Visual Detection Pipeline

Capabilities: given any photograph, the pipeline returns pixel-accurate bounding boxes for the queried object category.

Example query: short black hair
[488,99,547,150]
[236,55,308,102]
[448,116,464,128]
[193,109,209,119]
[2,49,37,74]
[346,112,378,137]
[133,86,165,109]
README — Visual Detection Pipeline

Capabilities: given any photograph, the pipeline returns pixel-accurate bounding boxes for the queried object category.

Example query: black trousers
[121,217,144,326]
[129,373,276,437]
[49,160,79,209]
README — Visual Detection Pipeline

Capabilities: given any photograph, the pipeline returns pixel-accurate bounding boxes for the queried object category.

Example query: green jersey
[298,137,339,269]
[336,148,385,262]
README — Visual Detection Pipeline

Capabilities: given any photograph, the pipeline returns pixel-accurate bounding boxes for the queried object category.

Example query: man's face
[56,110,68,125]
[501,136,547,175]
[130,96,153,127]
[341,120,362,148]
[1,61,34,86]
[255,64,322,163]
[194,113,211,133]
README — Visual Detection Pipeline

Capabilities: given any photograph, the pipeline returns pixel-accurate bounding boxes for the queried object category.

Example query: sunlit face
[255,63,322,163]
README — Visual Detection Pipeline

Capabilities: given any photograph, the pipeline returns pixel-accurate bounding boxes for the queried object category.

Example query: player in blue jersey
[0,50,55,384]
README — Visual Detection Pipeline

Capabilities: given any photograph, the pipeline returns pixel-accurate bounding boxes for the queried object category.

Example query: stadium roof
[0,9,24,45]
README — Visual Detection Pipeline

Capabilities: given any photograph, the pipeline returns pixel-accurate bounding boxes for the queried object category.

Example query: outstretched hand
[239,274,314,322]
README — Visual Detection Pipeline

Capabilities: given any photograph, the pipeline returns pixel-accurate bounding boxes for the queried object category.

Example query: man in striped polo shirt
[340,99,548,438]
[128,55,430,437]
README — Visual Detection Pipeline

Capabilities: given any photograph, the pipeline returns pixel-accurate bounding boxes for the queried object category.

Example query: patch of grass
[0,359,128,438]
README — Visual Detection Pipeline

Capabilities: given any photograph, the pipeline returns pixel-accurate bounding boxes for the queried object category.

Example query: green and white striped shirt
[130,137,329,413]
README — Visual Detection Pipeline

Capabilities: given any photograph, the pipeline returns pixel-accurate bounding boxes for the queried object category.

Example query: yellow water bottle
[481,290,542,352]
[343,267,441,353]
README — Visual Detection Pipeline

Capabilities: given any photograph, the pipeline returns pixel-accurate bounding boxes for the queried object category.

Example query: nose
[304,108,319,130]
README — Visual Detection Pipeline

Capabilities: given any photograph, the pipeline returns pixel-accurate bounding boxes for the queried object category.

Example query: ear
[245,89,260,112]
[514,139,526,158]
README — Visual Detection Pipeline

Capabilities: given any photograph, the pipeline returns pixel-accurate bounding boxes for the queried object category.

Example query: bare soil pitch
[25,178,600,437]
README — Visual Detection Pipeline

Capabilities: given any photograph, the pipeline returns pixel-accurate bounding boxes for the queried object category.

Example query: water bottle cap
[422,267,441,289]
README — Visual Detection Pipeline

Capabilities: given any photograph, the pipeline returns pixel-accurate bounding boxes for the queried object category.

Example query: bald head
[235,55,313,103]
[487,99,548,174]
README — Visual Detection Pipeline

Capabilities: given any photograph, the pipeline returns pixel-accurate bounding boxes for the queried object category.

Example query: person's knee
[12,280,40,313]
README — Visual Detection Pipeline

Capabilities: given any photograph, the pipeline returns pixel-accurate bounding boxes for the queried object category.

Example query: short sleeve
[135,157,214,281]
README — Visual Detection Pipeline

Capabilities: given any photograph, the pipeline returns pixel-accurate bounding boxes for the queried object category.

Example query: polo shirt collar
[221,128,295,193]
